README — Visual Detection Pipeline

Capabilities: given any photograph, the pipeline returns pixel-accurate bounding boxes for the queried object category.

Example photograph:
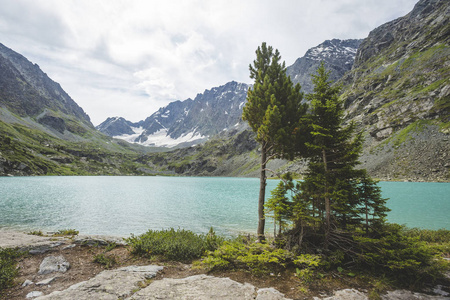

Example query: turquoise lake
[0,176,448,236]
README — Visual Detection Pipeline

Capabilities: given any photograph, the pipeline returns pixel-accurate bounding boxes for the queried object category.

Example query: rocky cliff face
[339,0,449,181]
[286,39,362,94]
[0,43,92,131]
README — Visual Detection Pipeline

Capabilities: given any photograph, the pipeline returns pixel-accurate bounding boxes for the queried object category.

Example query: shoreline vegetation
[1,226,449,299]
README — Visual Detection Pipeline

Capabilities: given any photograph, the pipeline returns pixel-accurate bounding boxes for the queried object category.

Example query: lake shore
[1,229,449,300]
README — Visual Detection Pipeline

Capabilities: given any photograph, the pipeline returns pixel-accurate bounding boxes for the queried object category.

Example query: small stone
[22,279,33,287]
[62,244,76,250]
[50,242,64,248]
[29,247,50,255]
[36,277,56,285]
[26,291,43,298]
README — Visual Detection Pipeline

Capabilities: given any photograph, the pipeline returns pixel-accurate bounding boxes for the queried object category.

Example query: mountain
[0,43,158,176]
[96,117,144,137]
[132,0,449,182]
[98,39,361,148]
[339,0,449,181]
[0,43,92,133]
[286,39,362,94]
[97,81,249,148]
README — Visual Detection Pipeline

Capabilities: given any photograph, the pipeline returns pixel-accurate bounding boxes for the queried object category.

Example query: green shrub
[353,224,448,286]
[125,228,223,262]
[105,242,118,252]
[93,253,117,269]
[28,230,44,236]
[201,239,321,275]
[54,229,79,236]
[402,228,450,243]
[0,248,23,290]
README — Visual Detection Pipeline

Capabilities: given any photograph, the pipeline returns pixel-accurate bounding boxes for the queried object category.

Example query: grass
[93,253,117,269]
[0,248,23,291]
[28,230,44,236]
[53,229,79,236]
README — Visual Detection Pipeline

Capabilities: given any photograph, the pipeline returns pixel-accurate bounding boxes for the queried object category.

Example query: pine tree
[243,43,307,241]
[301,62,370,246]
[265,175,294,237]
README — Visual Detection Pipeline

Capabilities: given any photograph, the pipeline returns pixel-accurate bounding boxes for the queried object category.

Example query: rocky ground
[1,230,448,300]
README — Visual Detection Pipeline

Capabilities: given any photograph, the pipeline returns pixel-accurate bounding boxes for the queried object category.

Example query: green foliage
[0,248,23,291]
[265,175,295,237]
[243,42,308,160]
[401,228,450,256]
[28,230,44,236]
[93,253,117,269]
[402,228,450,243]
[201,239,320,276]
[125,228,223,262]
[353,224,448,286]
[105,242,118,252]
[53,229,79,236]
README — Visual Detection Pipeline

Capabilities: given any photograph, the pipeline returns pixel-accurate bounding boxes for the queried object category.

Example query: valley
[0,0,448,181]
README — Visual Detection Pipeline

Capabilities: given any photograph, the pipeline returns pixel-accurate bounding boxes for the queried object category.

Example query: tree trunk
[257,143,267,241]
[322,149,330,248]
[365,200,369,234]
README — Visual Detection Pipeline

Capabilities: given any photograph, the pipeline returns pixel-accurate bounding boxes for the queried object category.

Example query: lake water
[0,176,448,237]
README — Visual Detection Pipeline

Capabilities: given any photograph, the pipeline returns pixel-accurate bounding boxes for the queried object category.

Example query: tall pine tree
[300,62,386,247]
[243,43,307,241]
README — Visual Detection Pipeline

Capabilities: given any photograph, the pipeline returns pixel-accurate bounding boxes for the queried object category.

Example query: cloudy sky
[0,0,418,125]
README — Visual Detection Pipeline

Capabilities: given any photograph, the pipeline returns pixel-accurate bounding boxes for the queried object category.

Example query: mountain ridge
[97,39,360,148]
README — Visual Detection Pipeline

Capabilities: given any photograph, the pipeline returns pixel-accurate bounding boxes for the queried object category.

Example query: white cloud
[0,0,419,125]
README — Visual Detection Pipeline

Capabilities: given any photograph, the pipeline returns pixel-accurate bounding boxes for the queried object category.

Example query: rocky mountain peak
[354,0,449,68]
[286,39,362,94]
[305,39,360,65]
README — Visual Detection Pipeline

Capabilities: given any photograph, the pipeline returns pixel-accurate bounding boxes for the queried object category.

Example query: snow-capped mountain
[96,117,144,137]
[98,39,362,148]
[97,81,249,148]
[286,39,362,94]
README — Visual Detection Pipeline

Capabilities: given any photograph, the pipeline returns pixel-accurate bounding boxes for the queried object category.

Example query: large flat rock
[126,274,292,300]
[33,266,292,300]
[0,230,67,249]
[35,265,163,300]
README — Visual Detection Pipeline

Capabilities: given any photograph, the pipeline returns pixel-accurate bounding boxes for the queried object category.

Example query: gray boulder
[38,256,70,275]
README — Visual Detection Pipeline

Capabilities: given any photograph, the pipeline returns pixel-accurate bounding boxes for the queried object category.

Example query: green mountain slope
[0,43,163,176]
[338,0,449,181]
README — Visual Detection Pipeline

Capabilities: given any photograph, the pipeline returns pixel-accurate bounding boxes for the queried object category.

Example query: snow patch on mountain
[141,129,206,148]
[113,126,144,143]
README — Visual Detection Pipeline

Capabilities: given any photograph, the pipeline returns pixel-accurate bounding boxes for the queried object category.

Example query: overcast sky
[0,0,419,125]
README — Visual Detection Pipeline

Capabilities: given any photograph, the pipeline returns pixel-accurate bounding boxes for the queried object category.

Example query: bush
[201,238,321,275]
[53,229,79,236]
[125,228,223,262]
[353,224,448,286]
[402,228,450,243]
[0,248,23,291]
[93,253,117,269]
[28,230,44,236]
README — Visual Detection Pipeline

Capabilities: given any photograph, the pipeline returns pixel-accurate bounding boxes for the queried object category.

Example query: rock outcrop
[338,0,450,181]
